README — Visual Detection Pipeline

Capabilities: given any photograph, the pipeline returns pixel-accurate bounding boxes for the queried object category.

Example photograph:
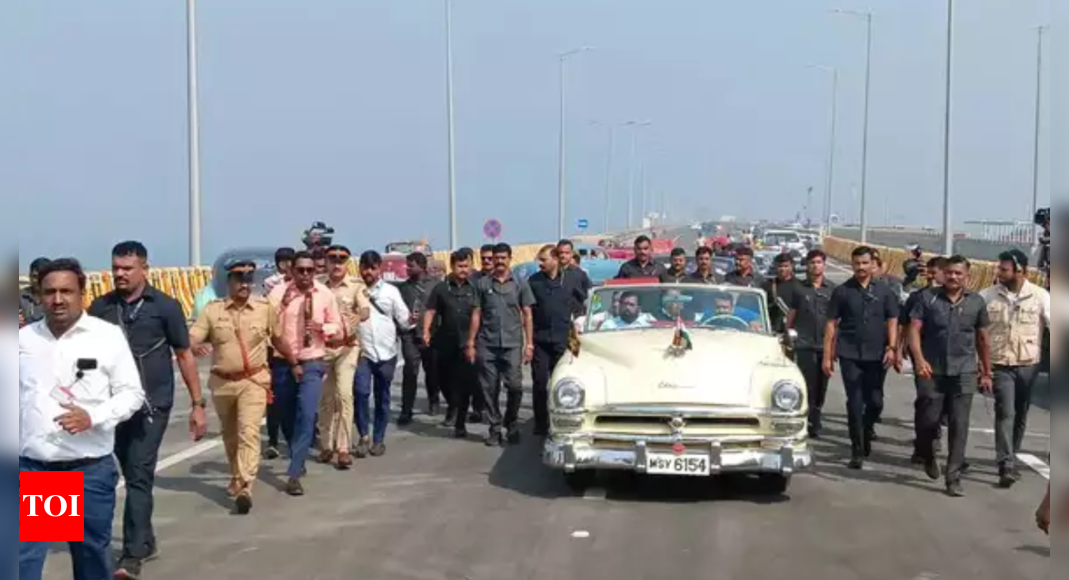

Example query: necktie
[302,290,314,348]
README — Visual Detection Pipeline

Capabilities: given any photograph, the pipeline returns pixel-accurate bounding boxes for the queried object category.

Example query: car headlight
[552,379,586,411]
[771,381,803,413]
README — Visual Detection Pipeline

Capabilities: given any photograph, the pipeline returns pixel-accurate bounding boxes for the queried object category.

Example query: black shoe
[1010,467,1023,481]
[453,429,468,439]
[533,425,549,438]
[441,410,457,428]
[807,427,821,440]
[934,438,943,454]
[263,446,280,460]
[863,438,873,458]
[484,431,504,447]
[468,411,484,424]
[397,414,413,427]
[235,492,253,515]
[910,454,925,465]
[998,468,1016,489]
[286,478,304,497]
[428,402,442,416]
[848,457,864,470]
[924,459,942,481]
[960,462,971,474]
[506,426,521,445]
[114,557,143,580]
[354,437,371,459]
[946,481,965,497]
[370,442,386,457]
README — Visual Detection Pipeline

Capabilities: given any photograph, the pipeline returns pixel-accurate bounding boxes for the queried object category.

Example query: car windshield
[764,232,800,245]
[584,285,770,335]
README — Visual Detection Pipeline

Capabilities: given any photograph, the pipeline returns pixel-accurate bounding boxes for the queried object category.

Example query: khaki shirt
[325,276,371,350]
[190,297,281,384]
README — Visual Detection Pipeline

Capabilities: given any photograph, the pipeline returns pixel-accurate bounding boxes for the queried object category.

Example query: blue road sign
[483,218,503,240]
[577,218,589,230]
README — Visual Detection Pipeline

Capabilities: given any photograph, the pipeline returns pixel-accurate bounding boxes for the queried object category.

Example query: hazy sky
[3,0,1054,270]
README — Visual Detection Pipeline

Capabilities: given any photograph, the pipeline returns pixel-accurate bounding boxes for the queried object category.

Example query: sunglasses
[228,272,255,283]
[327,254,350,262]
[294,267,316,274]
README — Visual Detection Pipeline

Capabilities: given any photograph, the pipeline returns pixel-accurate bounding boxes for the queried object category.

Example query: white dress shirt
[19,314,145,462]
[358,280,412,363]
[3,325,17,457]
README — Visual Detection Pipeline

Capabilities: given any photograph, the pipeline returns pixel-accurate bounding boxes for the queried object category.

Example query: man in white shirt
[354,251,412,458]
[19,259,145,580]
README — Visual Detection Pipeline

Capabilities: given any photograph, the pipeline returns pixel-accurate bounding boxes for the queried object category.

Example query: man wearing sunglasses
[189,261,296,514]
[89,241,207,579]
[317,246,370,470]
[979,249,1050,488]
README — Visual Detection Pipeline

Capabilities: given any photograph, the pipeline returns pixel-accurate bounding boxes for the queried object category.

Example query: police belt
[212,365,269,382]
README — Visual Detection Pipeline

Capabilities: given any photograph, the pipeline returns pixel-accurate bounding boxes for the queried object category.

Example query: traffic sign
[577,218,589,231]
[483,218,503,240]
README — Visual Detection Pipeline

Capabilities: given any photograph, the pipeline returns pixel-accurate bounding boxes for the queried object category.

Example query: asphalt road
[39,240,1051,580]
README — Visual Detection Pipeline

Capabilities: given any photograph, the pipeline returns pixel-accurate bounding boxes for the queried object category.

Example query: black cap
[225,260,257,276]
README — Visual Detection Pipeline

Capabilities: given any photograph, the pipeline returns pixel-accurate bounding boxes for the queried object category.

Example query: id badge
[50,384,77,405]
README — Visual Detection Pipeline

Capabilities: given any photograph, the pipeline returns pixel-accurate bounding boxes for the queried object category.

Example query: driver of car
[698,291,763,331]
[600,291,655,330]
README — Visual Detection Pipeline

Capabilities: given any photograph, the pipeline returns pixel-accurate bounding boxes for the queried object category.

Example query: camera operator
[1037,210,1050,288]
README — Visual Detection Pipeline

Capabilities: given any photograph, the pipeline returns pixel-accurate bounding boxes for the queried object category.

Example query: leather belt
[212,365,269,382]
[21,456,108,470]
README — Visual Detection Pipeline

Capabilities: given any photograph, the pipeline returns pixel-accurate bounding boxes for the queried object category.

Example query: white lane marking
[582,487,607,501]
[1016,453,1050,480]
[118,419,265,490]
[571,530,591,539]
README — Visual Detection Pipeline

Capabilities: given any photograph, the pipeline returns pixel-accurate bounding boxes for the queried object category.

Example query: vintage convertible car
[543,281,811,493]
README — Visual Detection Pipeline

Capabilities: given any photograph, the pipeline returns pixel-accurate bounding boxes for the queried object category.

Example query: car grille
[592,414,761,437]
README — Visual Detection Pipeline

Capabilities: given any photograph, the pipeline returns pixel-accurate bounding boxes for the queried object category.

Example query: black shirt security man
[557,239,593,296]
[823,246,899,470]
[724,246,766,288]
[616,235,667,279]
[898,256,948,463]
[685,246,722,285]
[88,241,207,579]
[527,245,587,437]
[424,248,479,437]
[659,248,689,283]
[787,250,837,438]
[398,252,441,424]
[467,243,536,446]
[909,255,992,497]
[764,253,801,334]
[19,257,50,328]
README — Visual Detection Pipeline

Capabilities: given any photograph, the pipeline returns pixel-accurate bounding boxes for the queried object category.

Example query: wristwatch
[192,399,207,409]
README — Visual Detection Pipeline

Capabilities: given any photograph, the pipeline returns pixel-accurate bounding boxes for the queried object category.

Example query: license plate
[647,453,711,476]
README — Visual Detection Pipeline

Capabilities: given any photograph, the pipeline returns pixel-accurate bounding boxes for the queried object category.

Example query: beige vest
[985,281,1044,366]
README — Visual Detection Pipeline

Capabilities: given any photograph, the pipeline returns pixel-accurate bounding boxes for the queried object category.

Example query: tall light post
[940,0,954,255]
[186,0,202,266]
[1030,25,1048,222]
[444,0,458,250]
[556,46,593,240]
[590,120,622,234]
[808,64,839,235]
[625,120,652,229]
[832,8,873,243]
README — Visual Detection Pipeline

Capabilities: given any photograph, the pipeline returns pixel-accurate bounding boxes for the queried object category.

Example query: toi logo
[20,471,85,542]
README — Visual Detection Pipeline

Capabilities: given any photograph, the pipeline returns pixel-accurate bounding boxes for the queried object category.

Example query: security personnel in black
[465,245,495,424]
[398,252,441,424]
[899,256,949,462]
[88,241,207,578]
[423,249,478,436]
[764,253,801,334]
[659,248,689,283]
[909,255,992,497]
[787,250,836,438]
[823,246,899,470]
[557,239,593,296]
[19,257,50,327]
[724,246,766,288]
[685,246,722,284]
[615,235,667,279]
[528,245,587,437]
[467,242,536,446]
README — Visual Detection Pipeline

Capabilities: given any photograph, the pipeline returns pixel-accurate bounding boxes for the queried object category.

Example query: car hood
[568,329,792,407]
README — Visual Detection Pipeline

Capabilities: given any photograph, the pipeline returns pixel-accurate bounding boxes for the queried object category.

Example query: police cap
[225,260,257,281]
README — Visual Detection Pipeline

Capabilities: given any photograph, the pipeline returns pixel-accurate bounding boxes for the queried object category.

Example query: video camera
[1034,207,1050,227]
[301,221,335,249]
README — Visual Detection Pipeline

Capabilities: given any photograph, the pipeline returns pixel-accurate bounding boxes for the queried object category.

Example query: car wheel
[756,474,791,495]
[563,471,596,493]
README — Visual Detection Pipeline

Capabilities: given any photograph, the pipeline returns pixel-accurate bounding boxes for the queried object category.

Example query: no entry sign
[483,219,503,240]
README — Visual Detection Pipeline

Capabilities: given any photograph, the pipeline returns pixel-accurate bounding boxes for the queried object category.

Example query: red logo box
[20,471,85,542]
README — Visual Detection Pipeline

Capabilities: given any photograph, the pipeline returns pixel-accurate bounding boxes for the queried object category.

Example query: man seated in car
[698,291,764,332]
[600,291,656,330]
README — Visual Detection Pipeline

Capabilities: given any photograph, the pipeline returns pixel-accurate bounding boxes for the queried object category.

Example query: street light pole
[186,0,202,267]
[833,9,873,243]
[1030,25,1047,222]
[556,47,592,240]
[598,123,616,233]
[940,0,954,256]
[809,64,839,235]
[625,120,651,229]
[445,0,458,250]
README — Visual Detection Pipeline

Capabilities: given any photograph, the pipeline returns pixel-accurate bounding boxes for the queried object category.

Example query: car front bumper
[543,437,813,476]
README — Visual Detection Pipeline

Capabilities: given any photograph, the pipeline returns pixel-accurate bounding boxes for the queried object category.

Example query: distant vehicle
[385,240,433,256]
[192,247,279,320]
[760,229,806,256]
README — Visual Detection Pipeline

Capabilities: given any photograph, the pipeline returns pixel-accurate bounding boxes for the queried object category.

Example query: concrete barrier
[831,227,1035,263]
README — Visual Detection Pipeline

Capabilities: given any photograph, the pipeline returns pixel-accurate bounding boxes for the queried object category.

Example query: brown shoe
[235,491,253,515]
[317,449,336,465]
[286,478,304,497]
[335,452,353,471]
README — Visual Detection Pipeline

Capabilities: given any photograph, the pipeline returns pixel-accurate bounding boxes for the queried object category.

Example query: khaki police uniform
[190,296,281,497]
[317,275,371,462]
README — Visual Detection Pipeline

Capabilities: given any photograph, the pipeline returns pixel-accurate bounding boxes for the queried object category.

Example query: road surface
[38,238,1050,580]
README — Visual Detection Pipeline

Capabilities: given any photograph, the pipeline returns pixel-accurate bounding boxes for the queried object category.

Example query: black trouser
[267,358,286,447]
[993,364,1040,471]
[435,344,475,431]
[477,346,524,432]
[400,331,440,416]
[114,407,171,560]
[917,374,976,484]
[839,358,885,457]
[912,374,950,456]
[531,341,567,432]
[795,349,829,433]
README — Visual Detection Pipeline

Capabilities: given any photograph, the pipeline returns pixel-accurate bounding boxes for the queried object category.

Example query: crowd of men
[13,229,1056,580]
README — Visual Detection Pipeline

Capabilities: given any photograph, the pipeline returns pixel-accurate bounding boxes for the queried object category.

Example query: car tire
[756,474,791,495]
[563,471,596,493]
